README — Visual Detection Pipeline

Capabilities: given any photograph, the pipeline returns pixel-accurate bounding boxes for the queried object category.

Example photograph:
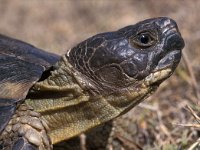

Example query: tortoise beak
[144,49,182,86]
[164,31,185,52]
[158,27,184,72]
[155,49,182,72]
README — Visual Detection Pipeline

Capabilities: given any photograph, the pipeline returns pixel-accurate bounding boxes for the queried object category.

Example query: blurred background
[0,0,199,149]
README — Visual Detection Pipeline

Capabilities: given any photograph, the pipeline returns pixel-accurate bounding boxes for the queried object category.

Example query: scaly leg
[0,104,52,150]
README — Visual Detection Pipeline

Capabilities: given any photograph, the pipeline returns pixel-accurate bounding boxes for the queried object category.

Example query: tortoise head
[67,17,184,110]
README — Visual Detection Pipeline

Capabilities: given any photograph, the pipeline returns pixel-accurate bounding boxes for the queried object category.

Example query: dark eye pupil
[140,35,149,44]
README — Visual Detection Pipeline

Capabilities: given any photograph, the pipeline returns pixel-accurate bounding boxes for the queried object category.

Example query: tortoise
[0,17,184,150]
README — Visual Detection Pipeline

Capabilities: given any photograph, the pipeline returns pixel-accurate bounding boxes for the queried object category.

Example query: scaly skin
[26,55,156,144]
[0,17,184,150]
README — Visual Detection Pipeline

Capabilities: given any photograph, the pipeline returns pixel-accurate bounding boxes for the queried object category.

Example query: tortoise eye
[139,34,151,44]
[131,32,156,49]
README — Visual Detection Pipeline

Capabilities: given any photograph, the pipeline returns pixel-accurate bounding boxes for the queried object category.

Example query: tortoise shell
[0,34,60,133]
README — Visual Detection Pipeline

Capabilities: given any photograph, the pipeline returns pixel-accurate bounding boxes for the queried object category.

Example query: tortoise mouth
[155,50,181,72]
[144,49,181,86]
[144,68,172,86]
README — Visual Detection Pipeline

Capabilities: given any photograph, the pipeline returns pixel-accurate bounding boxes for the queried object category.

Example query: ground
[0,0,199,149]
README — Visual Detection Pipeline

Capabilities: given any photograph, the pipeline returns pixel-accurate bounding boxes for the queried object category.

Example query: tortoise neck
[25,54,152,144]
[24,55,120,144]
[25,94,121,144]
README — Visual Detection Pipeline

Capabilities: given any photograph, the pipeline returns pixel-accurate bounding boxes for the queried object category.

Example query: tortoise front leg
[0,104,52,150]
[11,137,38,150]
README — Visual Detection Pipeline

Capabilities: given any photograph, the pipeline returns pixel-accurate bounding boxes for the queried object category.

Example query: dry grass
[0,0,199,149]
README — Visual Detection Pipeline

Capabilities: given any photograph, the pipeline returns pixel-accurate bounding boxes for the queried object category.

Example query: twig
[80,134,87,150]
[182,51,200,100]
[188,137,200,150]
[173,105,200,149]
[173,123,200,128]
[186,105,200,124]
[115,132,143,150]
[139,103,174,143]
[138,103,158,111]
[173,104,200,132]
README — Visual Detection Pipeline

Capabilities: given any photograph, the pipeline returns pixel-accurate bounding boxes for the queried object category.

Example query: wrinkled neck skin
[25,55,156,144]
